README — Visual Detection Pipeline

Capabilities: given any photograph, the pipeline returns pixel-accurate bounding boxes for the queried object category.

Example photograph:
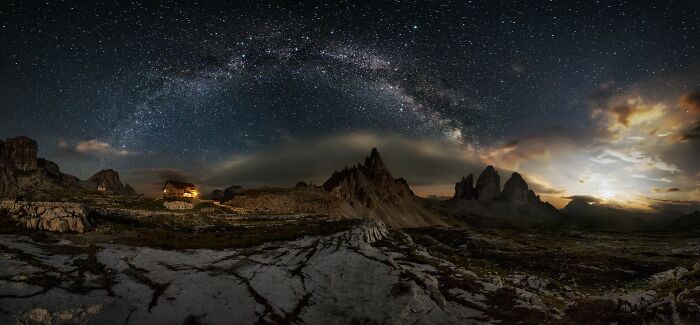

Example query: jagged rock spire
[363,148,385,169]
[475,166,500,201]
[454,174,475,199]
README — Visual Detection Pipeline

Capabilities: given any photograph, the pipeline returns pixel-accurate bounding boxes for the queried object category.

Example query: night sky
[1,1,698,211]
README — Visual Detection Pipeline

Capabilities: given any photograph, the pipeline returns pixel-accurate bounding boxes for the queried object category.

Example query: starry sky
[1,1,699,212]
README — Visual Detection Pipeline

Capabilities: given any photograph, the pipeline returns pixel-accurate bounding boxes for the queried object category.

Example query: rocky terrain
[2,136,700,323]
[0,136,137,200]
[0,201,91,233]
[1,221,700,324]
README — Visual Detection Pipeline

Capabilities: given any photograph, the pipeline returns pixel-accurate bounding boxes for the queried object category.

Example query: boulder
[163,201,194,210]
[475,166,500,201]
[650,267,689,286]
[0,201,90,233]
[454,174,475,200]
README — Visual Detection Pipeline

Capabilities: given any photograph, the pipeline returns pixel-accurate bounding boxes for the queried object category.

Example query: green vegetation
[402,227,698,294]
[70,214,362,250]
[374,227,700,323]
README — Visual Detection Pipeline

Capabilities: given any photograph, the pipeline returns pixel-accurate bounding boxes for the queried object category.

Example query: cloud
[527,179,565,195]
[203,133,485,189]
[563,195,603,204]
[680,89,700,114]
[679,122,700,142]
[110,133,575,200]
[59,139,137,157]
[652,187,681,193]
[648,198,700,216]
[592,96,668,142]
[600,149,680,173]
[478,133,574,171]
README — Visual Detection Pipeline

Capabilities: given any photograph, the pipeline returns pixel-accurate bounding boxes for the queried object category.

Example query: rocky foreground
[2,220,700,324]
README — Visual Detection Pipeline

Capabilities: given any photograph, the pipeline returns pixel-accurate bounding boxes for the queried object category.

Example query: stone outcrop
[323,148,449,228]
[475,166,500,201]
[0,136,131,199]
[454,174,475,200]
[82,169,136,195]
[0,136,82,198]
[0,201,91,233]
[502,172,529,205]
[163,201,194,210]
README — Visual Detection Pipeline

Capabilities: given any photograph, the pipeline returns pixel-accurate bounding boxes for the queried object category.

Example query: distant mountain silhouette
[437,167,561,228]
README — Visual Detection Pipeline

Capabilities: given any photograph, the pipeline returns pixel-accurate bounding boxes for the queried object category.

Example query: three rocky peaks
[454,166,547,206]
[1,136,559,227]
[0,136,135,198]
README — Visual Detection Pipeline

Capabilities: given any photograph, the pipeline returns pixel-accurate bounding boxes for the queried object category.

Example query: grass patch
[77,217,363,250]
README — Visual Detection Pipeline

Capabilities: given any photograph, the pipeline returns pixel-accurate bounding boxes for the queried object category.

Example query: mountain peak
[84,169,135,195]
[475,165,500,201]
[363,147,386,171]
[502,172,529,205]
[454,173,475,199]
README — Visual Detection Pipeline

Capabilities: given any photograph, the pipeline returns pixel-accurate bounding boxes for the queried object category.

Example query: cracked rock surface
[2,221,700,324]
[0,221,483,324]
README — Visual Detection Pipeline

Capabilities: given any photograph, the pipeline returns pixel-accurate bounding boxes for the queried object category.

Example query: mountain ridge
[0,136,136,199]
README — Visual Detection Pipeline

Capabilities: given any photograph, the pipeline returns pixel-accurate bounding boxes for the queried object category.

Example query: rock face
[475,166,500,201]
[1,136,38,171]
[0,136,83,199]
[453,174,474,200]
[82,169,136,195]
[0,201,91,233]
[502,172,529,205]
[323,148,448,228]
[0,136,130,199]
[163,201,194,210]
[449,167,560,226]
[324,148,413,209]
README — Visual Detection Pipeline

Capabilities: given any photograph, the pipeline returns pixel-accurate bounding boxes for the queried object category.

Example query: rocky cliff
[0,136,135,199]
[0,136,81,199]
[475,166,500,201]
[82,169,136,195]
[501,172,529,205]
[449,167,560,226]
[323,148,450,228]
[1,136,38,171]
[453,174,475,200]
